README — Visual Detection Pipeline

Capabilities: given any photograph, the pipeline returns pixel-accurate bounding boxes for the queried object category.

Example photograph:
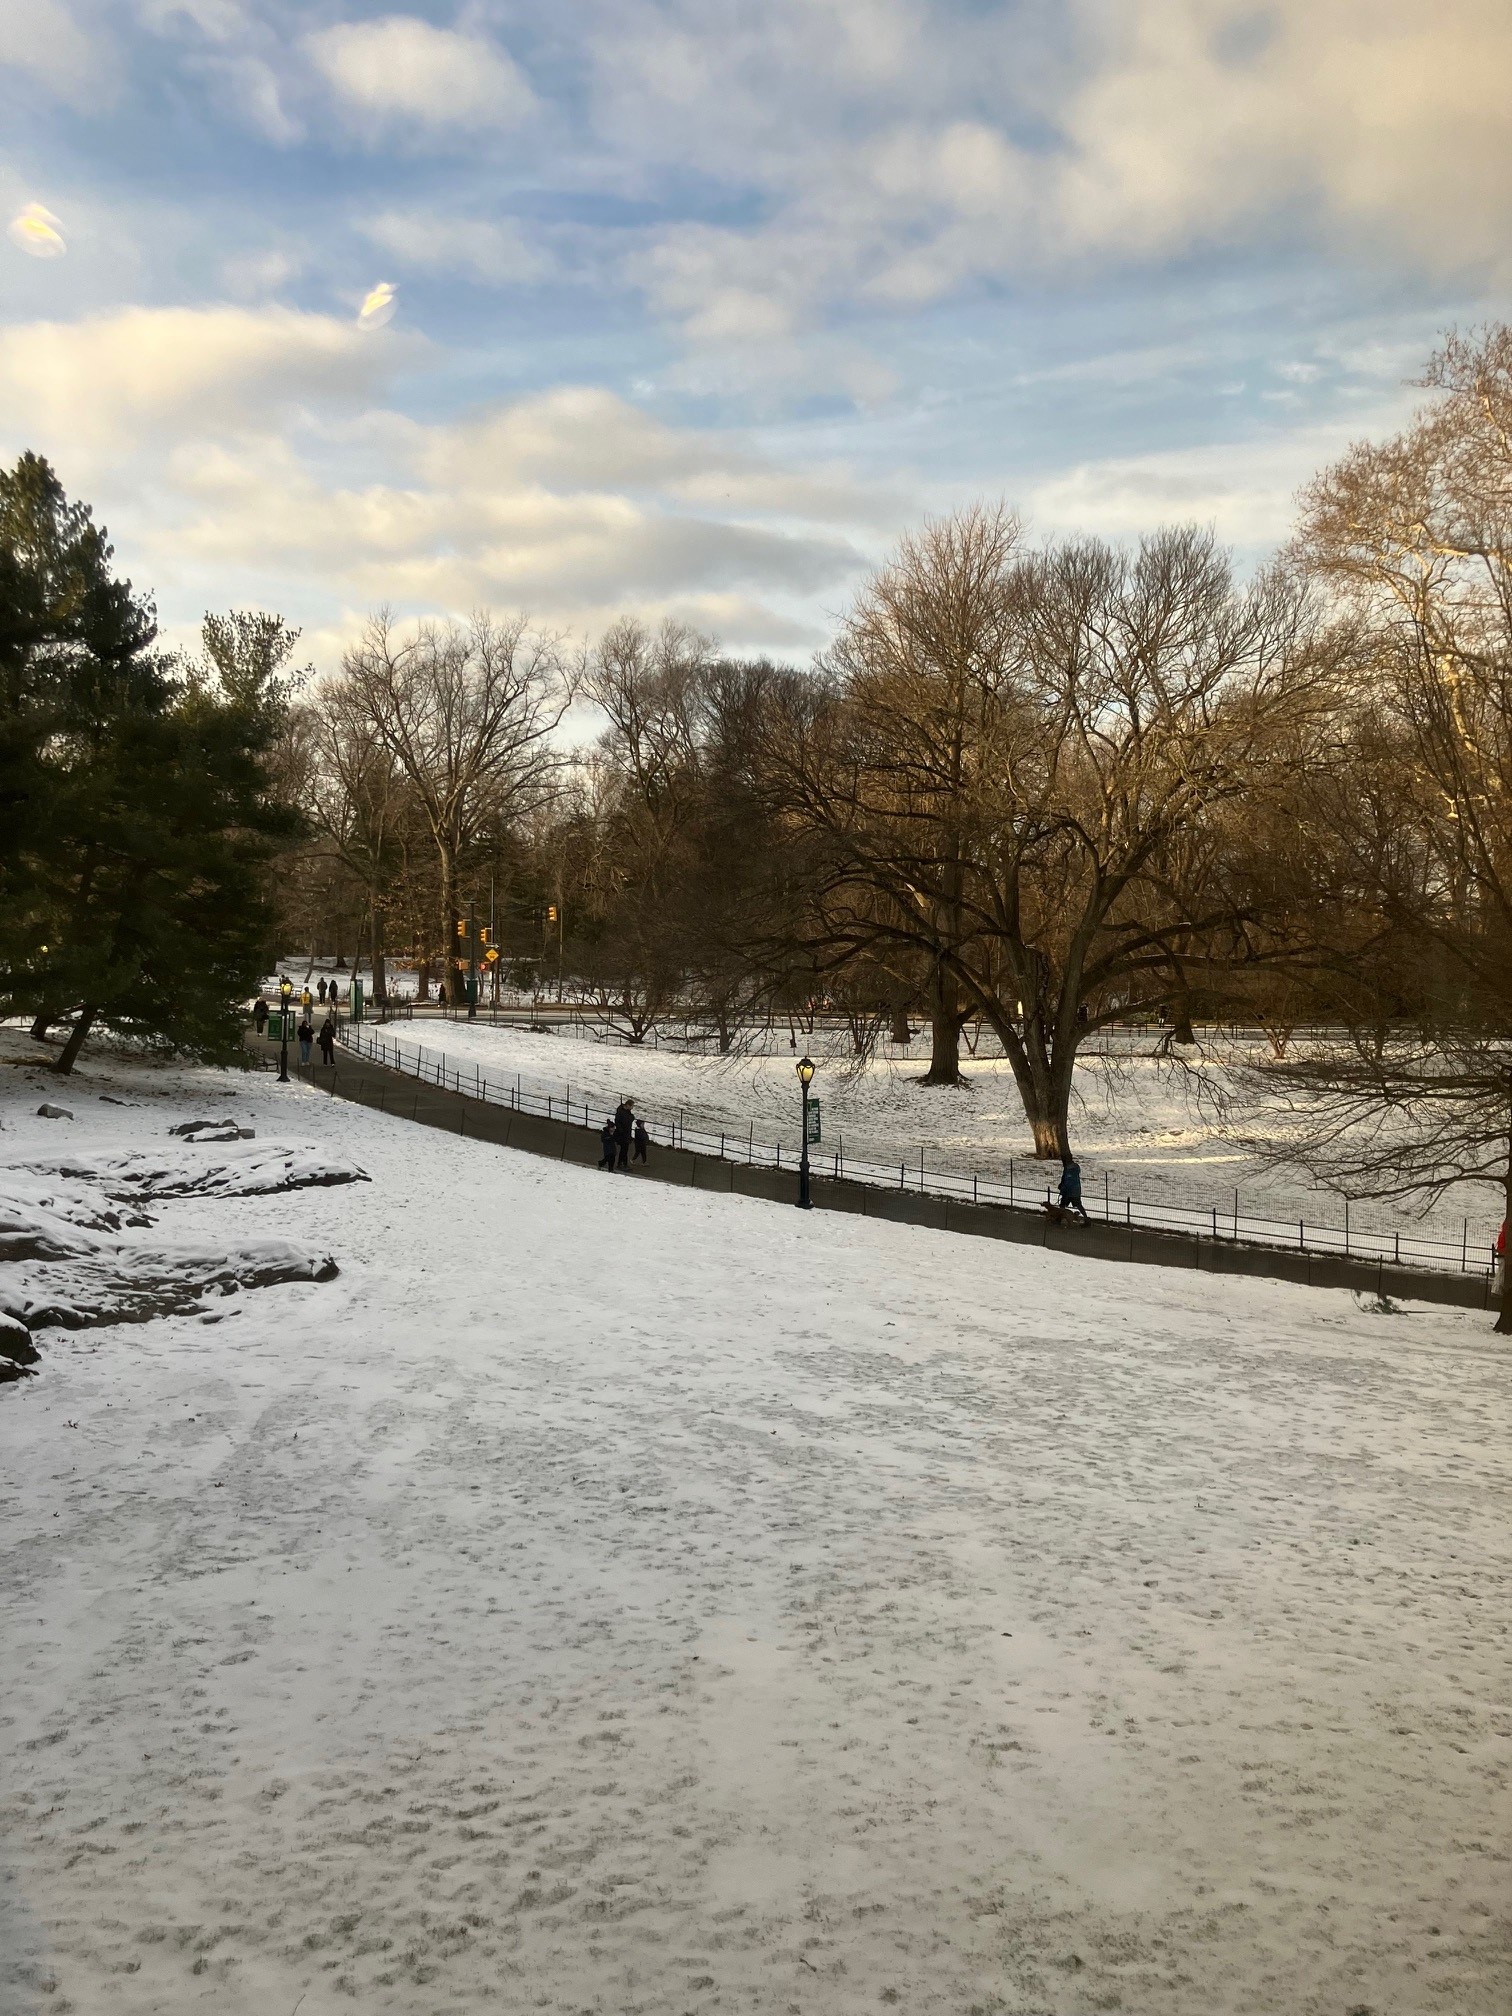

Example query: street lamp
[796,1054,815,1210]
[277,975,293,1084]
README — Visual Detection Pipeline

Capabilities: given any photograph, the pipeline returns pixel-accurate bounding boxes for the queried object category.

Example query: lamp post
[277,975,292,1084]
[796,1054,815,1210]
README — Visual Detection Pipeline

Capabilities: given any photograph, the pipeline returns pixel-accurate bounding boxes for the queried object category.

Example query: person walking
[632,1116,650,1165]
[300,984,313,1012]
[613,1097,635,1171]
[317,1013,336,1065]
[317,977,328,1005]
[598,1117,617,1170]
[297,1012,314,1066]
[1057,1159,1089,1224]
[326,978,340,1008]
[253,994,269,1035]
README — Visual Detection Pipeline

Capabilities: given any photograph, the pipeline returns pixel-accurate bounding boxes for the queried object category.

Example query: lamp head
[796,1054,815,1088]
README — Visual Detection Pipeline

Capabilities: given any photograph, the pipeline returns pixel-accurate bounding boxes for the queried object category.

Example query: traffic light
[455,919,466,938]
[546,905,558,923]
[479,926,491,945]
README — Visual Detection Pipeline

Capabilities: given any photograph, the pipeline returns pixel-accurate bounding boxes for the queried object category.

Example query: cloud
[306,15,535,136]
[0,304,406,465]
[156,388,870,624]
[359,210,551,285]
[0,302,873,655]
[595,0,1512,354]
[198,50,301,142]
[0,0,103,107]
[1025,406,1412,553]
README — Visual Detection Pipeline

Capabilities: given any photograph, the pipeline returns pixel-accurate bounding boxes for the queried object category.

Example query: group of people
[251,982,338,1068]
[599,1097,650,1171]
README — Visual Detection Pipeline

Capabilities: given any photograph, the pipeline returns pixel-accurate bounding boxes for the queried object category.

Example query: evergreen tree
[0,454,302,1070]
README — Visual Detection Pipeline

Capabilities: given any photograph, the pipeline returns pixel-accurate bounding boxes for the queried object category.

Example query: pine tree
[0,454,303,1070]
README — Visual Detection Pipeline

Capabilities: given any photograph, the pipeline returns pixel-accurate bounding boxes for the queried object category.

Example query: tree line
[5,327,1511,1275]
[282,330,1512,1224]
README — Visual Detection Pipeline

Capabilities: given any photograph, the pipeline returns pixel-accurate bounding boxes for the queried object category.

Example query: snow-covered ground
[3,1031,1509,2014]
[370,1014,1503,1253]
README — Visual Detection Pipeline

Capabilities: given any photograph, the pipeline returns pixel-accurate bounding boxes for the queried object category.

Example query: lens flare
[9,203,66,259]
[357,280,397,330]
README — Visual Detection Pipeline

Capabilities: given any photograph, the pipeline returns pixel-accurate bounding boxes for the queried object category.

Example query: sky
[1,0,1509,669]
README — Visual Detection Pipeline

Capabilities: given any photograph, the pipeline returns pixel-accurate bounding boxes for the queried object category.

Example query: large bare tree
[766,507,1334,1159]
[335,610,573,1005]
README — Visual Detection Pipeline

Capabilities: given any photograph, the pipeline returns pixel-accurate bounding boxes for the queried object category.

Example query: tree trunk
[982,1003,1075,1162]
[890,1000,912,1044]
[29,1009,56,1041]
[417,959,431,1003]
[1497,1126,1512,1335]
[52,1004,98,1075]
[370,901,387,1005]
[920,972,966,1086]
[1171,998,1196,1045]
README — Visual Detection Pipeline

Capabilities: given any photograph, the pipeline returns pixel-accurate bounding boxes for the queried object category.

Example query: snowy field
[368,1014,1503,1254]
[3,1029,1510,2015]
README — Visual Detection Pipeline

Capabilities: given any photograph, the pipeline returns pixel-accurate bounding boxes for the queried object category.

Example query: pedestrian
[632,1116,650,1165]
[297,1012,314,1066]
[318,1013,336,1065]
[598,1118,617,1169]
[613,1097,634,1171]
[1057,1158,1089,1224]
[317,977,328,1004]
[253,994,268,1035]
[300,984,312,1012]
[327,978,340,1007]
[437,981,448,1008]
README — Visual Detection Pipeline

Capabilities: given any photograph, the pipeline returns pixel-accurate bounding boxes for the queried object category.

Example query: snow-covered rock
[0,1239,338,1334]
[15,1140,366,1202]
[0,1307,37,1373]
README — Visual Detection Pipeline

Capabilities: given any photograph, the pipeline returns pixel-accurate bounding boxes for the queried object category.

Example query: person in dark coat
[1057,1159,1088,1224]
[436,982,448,1008]
[327,979,340,1007]
[253,994,269,1035]
[613,1098,635,1171]
[297,1013,315,1065]
[317,1014,336,1065]
[598,1118,617,1169]
[632,1116,650,1164]
[317,977,328,1004]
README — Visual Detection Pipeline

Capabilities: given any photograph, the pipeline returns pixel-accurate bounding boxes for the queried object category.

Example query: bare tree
[1250,325,1512,1322]
[337,610,574,1005]
[766,508,1334,1159]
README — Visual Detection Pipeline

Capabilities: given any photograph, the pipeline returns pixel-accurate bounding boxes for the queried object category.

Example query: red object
[1497,1219,1506,1257]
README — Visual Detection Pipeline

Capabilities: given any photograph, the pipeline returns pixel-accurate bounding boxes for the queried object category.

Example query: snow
[2,1032,1510,2014]
[372,1014,1504,1252]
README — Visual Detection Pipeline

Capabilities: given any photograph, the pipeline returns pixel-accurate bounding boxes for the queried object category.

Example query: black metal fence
[334,1023,1496,1281]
